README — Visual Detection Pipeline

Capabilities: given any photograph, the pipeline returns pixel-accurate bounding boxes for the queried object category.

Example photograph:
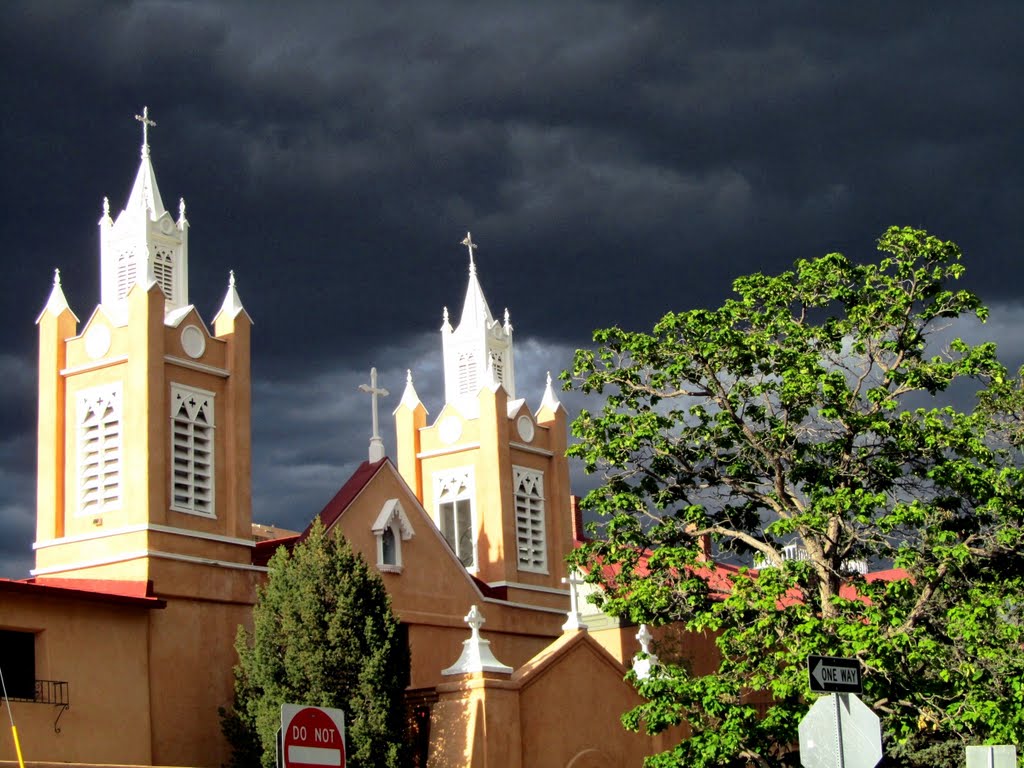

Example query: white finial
[229,270,236,288]
[358,367,390,462]
[561,571,589,632]
[178,197,187,222]
[461,232,478,275]
[53,268,61,287]
[102,197,110,217]
[406,369,413,385]
[636,624,653,654]
[135,106,156,158]
[503,307,512,332]
[632,624,660,680]
[465,605,485,640]
[441,605,513,676]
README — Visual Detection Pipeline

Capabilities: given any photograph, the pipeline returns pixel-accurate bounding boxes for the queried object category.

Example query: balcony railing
[3,680,70,732]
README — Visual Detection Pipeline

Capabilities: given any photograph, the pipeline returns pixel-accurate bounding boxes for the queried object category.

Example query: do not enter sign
[281,704,346,768]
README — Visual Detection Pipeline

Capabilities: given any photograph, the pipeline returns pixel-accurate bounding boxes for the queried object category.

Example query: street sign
[808,655,862,694]
[966,745,1017,768]
[281,704,346,768]
[799,694,881,768]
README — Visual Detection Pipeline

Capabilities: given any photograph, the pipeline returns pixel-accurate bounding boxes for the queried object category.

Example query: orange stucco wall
[0,591,155,766]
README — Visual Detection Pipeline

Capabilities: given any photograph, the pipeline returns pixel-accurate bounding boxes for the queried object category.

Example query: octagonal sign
[281,704,346,768]
[799,694,881,768]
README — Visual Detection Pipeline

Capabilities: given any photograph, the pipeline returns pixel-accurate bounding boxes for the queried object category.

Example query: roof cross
[135,106,156,157]
[461,232,478,275]
[358,367,389,462]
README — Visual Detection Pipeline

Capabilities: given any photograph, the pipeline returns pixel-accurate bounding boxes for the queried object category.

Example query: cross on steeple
[461,232,478,274]
[561,570,589,632]
[358,367,389,462]
[135,106,156,158]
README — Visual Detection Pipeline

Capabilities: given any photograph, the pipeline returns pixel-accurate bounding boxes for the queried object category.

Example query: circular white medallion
[517,414,535,443]
[160,217,174,235]
[84,324,112,360]
[438,415,463,445]
[181,325,206,359]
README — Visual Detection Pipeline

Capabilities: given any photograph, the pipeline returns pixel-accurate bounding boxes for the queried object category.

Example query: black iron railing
[3,680,70,732]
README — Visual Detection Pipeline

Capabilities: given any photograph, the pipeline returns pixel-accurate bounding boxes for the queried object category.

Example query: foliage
[565,227,1024,767]
[221,519,410,768]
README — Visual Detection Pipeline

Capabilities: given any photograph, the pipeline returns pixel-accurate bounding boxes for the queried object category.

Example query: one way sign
[807,655,862,694]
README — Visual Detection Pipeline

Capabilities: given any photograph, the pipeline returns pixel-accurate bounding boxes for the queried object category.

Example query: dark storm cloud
[1,1,1022,576]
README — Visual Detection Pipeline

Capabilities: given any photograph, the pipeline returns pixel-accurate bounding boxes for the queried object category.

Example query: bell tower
[396,233,573,609]
[33,107,255,585]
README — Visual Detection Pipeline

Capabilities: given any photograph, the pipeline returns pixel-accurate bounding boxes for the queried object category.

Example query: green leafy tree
[221,519,409,768]
[565,227,1024,767]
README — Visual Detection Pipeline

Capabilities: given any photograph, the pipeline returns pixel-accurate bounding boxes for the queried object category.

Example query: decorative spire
[37,267,75,323]
[398,369,423,411]
[216,270,248,320]
[358,367,389,462]
[178,197,187,225]
[441,605,513,676]
[503,307,512,333]
[539,371,563,413]
[135,106,156,159]
[561,570,589,632]
[441,306,452,332]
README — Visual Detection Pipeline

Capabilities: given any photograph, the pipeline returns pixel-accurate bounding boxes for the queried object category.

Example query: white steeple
[99,106,190,316]
[441,232,516,414]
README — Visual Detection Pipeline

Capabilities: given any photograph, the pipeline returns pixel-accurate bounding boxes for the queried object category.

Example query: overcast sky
[1,2,1022,578]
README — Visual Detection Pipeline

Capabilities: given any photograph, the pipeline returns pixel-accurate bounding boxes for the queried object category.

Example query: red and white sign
[281,704,346,768]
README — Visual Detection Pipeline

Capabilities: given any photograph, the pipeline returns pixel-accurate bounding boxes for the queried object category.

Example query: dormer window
[372,499,415,573]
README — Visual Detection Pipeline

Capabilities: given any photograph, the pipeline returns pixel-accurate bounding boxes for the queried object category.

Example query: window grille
[457,350,477,398]
[514,467,546,572]
[154,247,174,300]
[78,385,122,516]
[170,384,215,516]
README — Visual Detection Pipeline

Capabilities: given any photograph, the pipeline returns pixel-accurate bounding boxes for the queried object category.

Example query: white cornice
[61,355,129,377]
[487,581,570,597]
[508,441,554,457]
[34,522,255,551]
[416,442,482,460]
[164,355,230,377]
[30,548,268,577]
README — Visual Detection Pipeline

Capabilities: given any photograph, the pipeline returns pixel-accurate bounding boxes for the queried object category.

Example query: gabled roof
[0,577,166,609]
[302,458,390,541]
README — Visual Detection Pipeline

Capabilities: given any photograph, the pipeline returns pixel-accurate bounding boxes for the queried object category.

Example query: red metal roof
[0,577,166,608]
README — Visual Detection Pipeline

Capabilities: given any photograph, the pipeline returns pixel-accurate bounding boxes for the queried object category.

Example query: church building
[1,112,695,768]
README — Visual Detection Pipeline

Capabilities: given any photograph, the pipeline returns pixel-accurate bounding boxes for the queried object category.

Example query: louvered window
[514,466,547,573]
[434,469,475,569]
[116,250,137,300]
[78,385,122,516]
[154,247,174,300]
[489,350,504,386]
[170,384,215,517]
[457,351,477,398]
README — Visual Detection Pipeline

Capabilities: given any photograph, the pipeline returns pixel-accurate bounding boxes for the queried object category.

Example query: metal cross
[561,571,589,631]
[461,232,478,271]
[358,367,389,461]
[135,106,156,155]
